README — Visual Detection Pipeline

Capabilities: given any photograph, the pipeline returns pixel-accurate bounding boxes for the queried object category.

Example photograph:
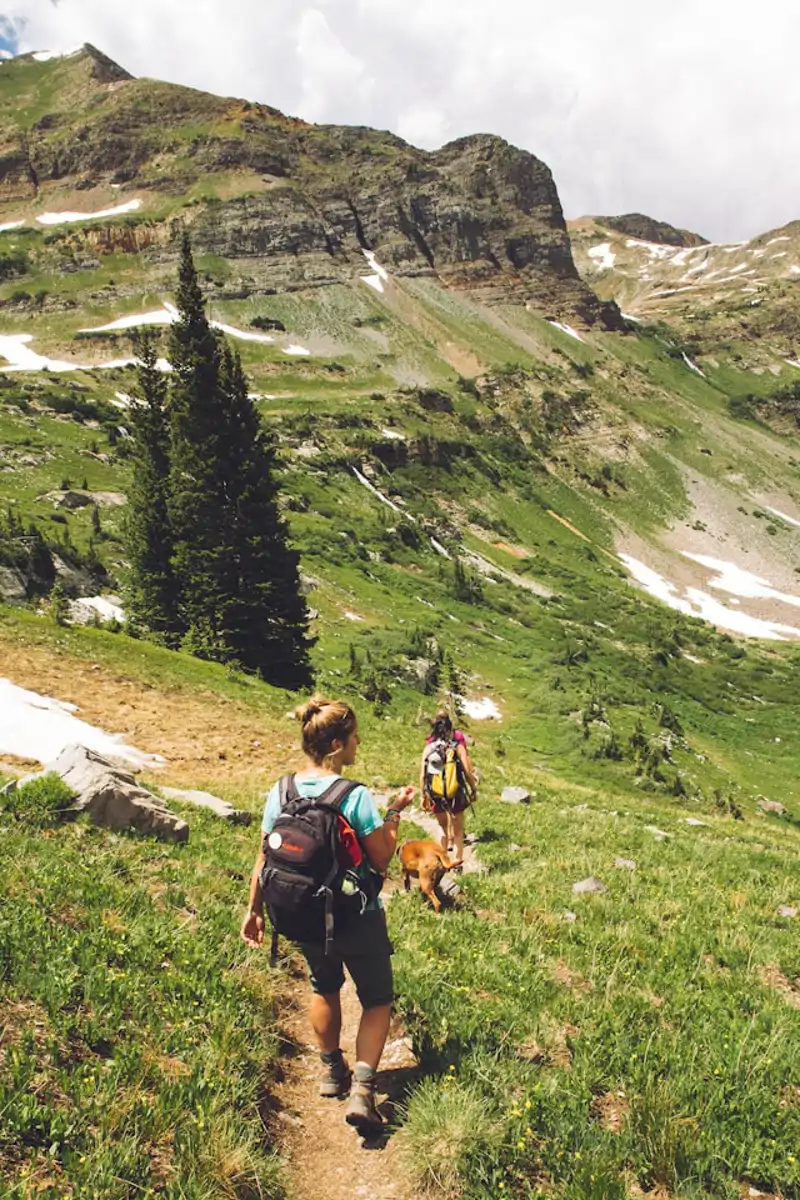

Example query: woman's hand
[240,909,265,948]
[393,785,416,810]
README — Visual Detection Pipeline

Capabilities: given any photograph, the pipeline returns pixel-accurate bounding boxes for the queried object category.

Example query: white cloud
[4,0,800,241]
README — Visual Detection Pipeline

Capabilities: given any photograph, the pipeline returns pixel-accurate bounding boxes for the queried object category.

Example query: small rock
[0,779,18,797]
[501,786,530,805]
[777,906,798,919]
[645,825,671,840]
[562,911,578,923]
[276,1110,304,1128]
[758,798,787,815]
[684,818,707,827]
[161,787,252,825]
[436,872,462,903]
[573,876,607,895]
[509,843,522,852]
[614,857,636,871]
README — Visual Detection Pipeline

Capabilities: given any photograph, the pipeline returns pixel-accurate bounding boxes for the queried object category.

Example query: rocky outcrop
[0,46,620,328]
[595,213,708,248]
[160,786,252,825]
[24,744,188,841]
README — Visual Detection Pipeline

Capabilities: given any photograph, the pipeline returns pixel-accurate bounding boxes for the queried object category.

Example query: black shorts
[299,908,394,1008]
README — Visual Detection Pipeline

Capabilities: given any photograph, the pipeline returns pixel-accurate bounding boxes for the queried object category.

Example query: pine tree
[166,236,312,686]
[216,344,313,688]
[167,234,233,659]
[124,327,181,642]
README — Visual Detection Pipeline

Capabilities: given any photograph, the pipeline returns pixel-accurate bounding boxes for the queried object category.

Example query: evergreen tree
[124,327,181,643]
[166,235,312,686]
[167,234,233,659]
[217,345,313,688]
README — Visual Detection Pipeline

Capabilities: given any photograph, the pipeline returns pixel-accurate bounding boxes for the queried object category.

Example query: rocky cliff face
[0,46,620,328]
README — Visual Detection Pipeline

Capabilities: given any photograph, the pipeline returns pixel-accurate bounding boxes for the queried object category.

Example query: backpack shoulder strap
[316,777,362,812]
[278,773,300,810]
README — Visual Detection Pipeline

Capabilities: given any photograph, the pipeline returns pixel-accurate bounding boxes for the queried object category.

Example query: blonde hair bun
[295,694,330,725]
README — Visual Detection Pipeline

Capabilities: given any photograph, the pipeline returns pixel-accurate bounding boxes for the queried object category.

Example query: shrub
[397,1077,503,1199]
[1,773,76,828]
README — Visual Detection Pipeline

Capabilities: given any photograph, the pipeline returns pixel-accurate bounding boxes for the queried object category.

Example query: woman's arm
[361,786,415,873]
[240,845,267,946]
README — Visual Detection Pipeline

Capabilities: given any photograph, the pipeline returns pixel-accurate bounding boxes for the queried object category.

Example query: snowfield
[0,678,163,767]
[36,199,142,225]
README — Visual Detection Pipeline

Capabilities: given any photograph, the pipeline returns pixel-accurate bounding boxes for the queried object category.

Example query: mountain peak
[594,212,708,248]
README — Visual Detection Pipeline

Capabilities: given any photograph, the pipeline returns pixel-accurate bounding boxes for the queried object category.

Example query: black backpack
[260,774,380,964]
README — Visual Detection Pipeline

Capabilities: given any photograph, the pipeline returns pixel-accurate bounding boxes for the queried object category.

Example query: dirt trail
[271,968,419,1200]
[271,818,482,1199]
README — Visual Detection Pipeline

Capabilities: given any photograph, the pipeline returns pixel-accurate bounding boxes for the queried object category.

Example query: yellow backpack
[428,739,461,801]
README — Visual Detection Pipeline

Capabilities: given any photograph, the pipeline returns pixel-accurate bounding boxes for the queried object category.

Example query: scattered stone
[0,567,27,602]
[0,779,18,796]
[508,843,523,852]
[777,906,798,919]
[276,1110,304,1128]
[684,817,707,827]
[562,910,578,923]
[24,744,188,842]
[161,787,253,825]
[91,491,127,507]
[614,857,636,871]
[645,825,672,840]
[41,489,93,509]
[758,797,787,815]
[572,876,607,895]
[501,786,530,805]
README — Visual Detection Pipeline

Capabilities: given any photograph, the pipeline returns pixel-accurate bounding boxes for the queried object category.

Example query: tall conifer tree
[124,328,181,642]
[218,345,313,688]
[167,234,234,659]
[166,234,312,686]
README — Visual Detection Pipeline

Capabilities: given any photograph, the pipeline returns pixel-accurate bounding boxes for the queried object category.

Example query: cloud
[3,0,800,241]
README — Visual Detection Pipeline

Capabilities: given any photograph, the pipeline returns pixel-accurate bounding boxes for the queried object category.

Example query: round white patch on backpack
[268,832,283,850]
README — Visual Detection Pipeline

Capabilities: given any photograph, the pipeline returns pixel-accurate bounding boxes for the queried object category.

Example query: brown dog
[399,840,463,913]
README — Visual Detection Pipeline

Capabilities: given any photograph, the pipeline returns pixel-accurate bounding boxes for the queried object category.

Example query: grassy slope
[3,52,800,1198]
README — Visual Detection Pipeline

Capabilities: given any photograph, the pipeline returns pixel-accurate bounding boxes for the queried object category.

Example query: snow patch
[37,199,142,225]
[620,554,800,640]
[681,353,705,377]
[0,332,172,374]
[31,47,83,62]
[771,252,788,260]
[549,321,584,343]
[81,303,275,344]
[621,312,641,323]
[682,553,800,609]
[69,595,126,625]
[352,467,404,516]
[380,428,406,441]
[360,249,390,293]
[0,678,163,768]
[626,238,673,260]
[587,242,615,270]
[283,344,311,356]
[344,611,365,622]
[0,220,25,233]
[430,538,451,560]
[765,506,800,529]
[459,697,502,721]
[768,236,791,246]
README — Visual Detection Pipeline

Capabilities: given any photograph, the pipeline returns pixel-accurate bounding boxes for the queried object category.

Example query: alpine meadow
[2,41,800,1200]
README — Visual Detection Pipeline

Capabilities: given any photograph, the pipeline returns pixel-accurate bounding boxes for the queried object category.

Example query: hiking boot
[319,1053,351,1099]
[345,1080,384,1136]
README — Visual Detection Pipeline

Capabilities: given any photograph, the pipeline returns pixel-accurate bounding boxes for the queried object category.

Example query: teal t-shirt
[262,775,385,911]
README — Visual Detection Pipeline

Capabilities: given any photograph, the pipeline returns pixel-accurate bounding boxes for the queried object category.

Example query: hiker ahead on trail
[241,695,414,1138]
[419,710,477,864]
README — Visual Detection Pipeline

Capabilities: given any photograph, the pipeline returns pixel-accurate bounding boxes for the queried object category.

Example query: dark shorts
[299,908,394,1009]
[428,788,470,816]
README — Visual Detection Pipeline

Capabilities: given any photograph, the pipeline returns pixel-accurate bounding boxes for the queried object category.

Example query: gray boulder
[573,876,607,895]
[0,567,27,602]
[501,786,530,805]
[161,787,252,825]
[758,797,787,816]
[436,872,462,904]
[614,857,637,871]
[31,745,188,842]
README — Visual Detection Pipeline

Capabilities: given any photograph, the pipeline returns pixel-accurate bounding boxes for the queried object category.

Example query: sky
[1,0,799,243]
